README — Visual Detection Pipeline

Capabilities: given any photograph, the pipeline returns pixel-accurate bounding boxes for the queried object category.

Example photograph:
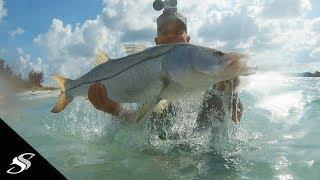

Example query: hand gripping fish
[51,43,256,122]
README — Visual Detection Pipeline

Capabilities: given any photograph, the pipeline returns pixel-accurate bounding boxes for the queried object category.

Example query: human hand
[218,78,240,92]
[87,82,120,116]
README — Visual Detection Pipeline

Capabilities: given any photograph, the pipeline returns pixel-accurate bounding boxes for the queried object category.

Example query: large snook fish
[51,43,255,121]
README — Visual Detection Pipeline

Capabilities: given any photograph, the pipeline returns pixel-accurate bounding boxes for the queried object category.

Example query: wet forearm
[112,105,137,123]
[231,95,243,123]
[223,77,243,122]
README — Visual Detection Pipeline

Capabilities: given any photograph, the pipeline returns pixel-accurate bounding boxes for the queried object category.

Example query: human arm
[87,82,137,122]
[217,78,243,123]
[200,78,243,124]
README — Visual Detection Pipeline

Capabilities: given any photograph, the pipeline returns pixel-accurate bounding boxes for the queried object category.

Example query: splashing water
[1,73,320,179]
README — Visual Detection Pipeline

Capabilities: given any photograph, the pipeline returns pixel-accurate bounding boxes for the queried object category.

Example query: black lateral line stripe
[67,43,194,91]
[68,53,165,91]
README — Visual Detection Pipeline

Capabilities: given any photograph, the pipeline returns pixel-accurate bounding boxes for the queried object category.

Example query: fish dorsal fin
[92,49,111,68]
[123,44,148,55]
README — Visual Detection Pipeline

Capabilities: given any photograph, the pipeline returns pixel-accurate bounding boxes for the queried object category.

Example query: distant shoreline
[15,86,58,93]
[286,71,320,77]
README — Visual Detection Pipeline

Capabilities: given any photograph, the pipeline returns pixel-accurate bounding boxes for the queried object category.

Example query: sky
[0,0,319,84]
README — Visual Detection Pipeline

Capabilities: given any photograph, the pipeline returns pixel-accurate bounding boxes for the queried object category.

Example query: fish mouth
[223,52,249,73]
[224,52,249,62]
[217,52,256,80]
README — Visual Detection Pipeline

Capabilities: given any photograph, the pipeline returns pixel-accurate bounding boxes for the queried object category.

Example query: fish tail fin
[51,76,73,113]
[52,75,69,92]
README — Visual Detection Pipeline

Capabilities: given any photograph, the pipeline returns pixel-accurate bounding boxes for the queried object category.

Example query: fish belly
[105,56,164,103]
[69,56,164,103]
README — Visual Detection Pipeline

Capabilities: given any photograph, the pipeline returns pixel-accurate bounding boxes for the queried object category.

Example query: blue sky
[0,0,319,83]
[0,0,102,65]
[307,0,320,18]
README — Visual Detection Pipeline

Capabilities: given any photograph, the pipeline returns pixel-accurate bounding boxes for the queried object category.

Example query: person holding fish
[86,0,244,139]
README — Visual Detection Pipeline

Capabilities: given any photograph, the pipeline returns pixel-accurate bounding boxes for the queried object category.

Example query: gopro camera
[153,0,187,35]
[153,0,178,12]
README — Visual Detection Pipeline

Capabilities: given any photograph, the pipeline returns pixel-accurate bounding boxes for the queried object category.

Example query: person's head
[155,20,191,45]
[154,1,190,45]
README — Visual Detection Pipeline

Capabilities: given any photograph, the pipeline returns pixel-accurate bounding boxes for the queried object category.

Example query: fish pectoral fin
[123,44,148,55]
[136,97,161,122]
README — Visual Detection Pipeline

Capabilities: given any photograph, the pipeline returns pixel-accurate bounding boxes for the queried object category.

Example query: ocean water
[1,73,320,180]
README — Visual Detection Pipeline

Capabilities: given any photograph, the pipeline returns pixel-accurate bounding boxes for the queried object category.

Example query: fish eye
[216,51,224,57]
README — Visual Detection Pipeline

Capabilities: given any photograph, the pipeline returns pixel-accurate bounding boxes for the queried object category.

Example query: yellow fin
[52,75,69,92]
[51,93,72,113]
[51,75,72,113]
[92,49,111,68]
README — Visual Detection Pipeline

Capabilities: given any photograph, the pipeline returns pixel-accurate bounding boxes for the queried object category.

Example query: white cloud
[260,0,311,19]
[34,0,160,78]
[35,0,240,78]
[190,0,318,72]
[10,27,25,37]
[310,48,320,58]
[310,17,320,30]
[14,48,47,77]
[198,9,258,50]
[100,0,157,42]
[34,18,120,78]
[0,0,7,22]
[33,0,320,78]
[34,0,232,78]
[17,47,23,54]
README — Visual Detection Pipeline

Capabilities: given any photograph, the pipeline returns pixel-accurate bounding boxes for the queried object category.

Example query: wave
[16,90,59,101]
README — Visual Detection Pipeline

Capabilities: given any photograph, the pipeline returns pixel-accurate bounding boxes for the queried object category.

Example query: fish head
[164,45,255,89]
[190,47,253,83]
